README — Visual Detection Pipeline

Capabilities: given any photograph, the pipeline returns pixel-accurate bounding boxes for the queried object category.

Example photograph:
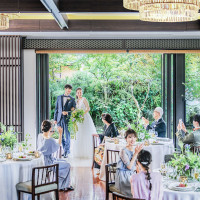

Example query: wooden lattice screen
[0,36,23,140]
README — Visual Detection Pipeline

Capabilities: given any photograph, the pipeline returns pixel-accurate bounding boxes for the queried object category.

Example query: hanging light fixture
[0,13,20,30]
[123,0,199,22]
[0,14,9,30]
[123,0,140,11]
[140,0,199,22]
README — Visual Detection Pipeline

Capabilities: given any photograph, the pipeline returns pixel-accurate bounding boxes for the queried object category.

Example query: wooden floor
[59,167,106,200]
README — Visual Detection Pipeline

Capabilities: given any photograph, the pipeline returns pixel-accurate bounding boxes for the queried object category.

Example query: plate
[157,138,171,142]
[168,182,194,192]
[151,142,164,145]
[0,158,6,162]
[27,152,35,156]
[13,157,32,161]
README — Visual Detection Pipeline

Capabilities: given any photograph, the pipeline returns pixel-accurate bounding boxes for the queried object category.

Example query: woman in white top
[73,87,97,159]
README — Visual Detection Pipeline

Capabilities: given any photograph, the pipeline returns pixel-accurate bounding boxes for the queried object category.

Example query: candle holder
[6,153,12,159]
[114,138,119,144]
[34,151,40,158]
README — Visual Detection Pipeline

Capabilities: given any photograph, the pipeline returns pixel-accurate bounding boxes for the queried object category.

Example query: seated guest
[142,107,166,138]
[176,114,200,148]
[94,113,119,166]
[37,120,73,191]
[130,150,163,200]
[98,113,119,143]
[115,129,143,197]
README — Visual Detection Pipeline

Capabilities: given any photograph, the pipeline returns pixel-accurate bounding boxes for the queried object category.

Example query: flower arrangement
[169,143,200,178]
[68,109,85,139]
[0,122,18,150]
[22,133,32,152]
[129,120,150,142]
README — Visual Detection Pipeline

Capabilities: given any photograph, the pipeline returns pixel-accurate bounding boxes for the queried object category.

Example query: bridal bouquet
[69,109,85,139]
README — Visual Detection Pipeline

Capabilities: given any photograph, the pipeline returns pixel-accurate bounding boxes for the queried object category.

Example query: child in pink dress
[130,150,163,200]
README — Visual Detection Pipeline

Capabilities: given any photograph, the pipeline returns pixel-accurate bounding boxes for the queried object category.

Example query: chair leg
[55,189,59,200]
[32,194,35,200]
[37,194,40,200]
[106,190,109,200]
[17,190,21,200]
[92,160,94,169]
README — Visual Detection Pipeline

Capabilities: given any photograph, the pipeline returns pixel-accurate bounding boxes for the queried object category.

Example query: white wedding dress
[73,97,97,159]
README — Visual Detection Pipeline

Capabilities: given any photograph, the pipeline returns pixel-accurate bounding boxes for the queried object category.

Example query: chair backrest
[107,149,120,164]
[113,192,145,200]
[32,164,59,190]
[105,162,117,187]
[193,146,200,155]
[93,135,99,149]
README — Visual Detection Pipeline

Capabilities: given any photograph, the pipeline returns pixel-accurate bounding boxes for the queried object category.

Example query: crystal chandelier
[123,0,199,22]
[123,0,140,11]
[0,14,9,30]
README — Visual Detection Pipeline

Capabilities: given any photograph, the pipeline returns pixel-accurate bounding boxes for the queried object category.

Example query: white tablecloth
[99,139,174,181]
[0,157,44,200]
[163,188,200,200]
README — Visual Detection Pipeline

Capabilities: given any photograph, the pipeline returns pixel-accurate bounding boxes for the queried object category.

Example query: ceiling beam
[0,19,200,32]
[40,0,68,29]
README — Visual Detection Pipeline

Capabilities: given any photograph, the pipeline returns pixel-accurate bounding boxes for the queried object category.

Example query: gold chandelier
[0,14,9,30]
[123,0,199,22]
[123,0,140,11]
[0,13,20,30]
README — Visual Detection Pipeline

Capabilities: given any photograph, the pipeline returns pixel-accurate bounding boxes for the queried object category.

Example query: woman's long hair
[137,150,152,190]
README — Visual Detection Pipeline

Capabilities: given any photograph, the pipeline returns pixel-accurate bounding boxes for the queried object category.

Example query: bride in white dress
[73,87,97,159]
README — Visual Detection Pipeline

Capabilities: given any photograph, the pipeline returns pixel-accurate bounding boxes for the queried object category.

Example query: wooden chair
[193,146,200,155]
[107,149,120,164]
[112,192,145,200]
[105,162,121,200]
[92,135,100,168]
[16,164,59,200]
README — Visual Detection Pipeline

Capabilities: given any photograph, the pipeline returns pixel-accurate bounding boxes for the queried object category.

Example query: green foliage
[51,131,59,139]
[0,123,18,150]
[22,133,32,150]
[169,151,200,177]
[185,54,200,127]
[49,53,162,129]
[130,119,150,141]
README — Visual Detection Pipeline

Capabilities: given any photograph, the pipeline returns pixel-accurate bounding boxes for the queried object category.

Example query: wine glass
[173,167,177,180]
[13,143,19,157]
[155,131,158,139]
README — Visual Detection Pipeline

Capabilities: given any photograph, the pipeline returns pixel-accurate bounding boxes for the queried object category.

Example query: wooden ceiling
[0,0,200,32]
[0,0,130,12]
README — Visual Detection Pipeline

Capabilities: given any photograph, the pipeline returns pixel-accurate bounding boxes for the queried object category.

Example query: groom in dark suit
[54,84,76,158]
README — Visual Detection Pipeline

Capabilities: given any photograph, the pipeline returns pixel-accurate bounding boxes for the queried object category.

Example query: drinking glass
[173,167,177,180]
[18,143,23,152]
[179,118,183,129]
[13,143,19,157]
[194,168,199,180]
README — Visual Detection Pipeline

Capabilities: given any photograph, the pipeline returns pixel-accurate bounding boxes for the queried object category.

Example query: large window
[185,54,200,130]
[49,53,162,130]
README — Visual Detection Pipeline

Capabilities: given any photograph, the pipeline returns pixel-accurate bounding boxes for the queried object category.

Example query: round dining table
[0,156,44,200]
[163,187,200,200]
[99,137,174,181]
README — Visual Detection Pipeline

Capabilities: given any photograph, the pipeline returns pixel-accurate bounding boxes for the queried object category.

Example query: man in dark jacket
[142,107,166,138]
